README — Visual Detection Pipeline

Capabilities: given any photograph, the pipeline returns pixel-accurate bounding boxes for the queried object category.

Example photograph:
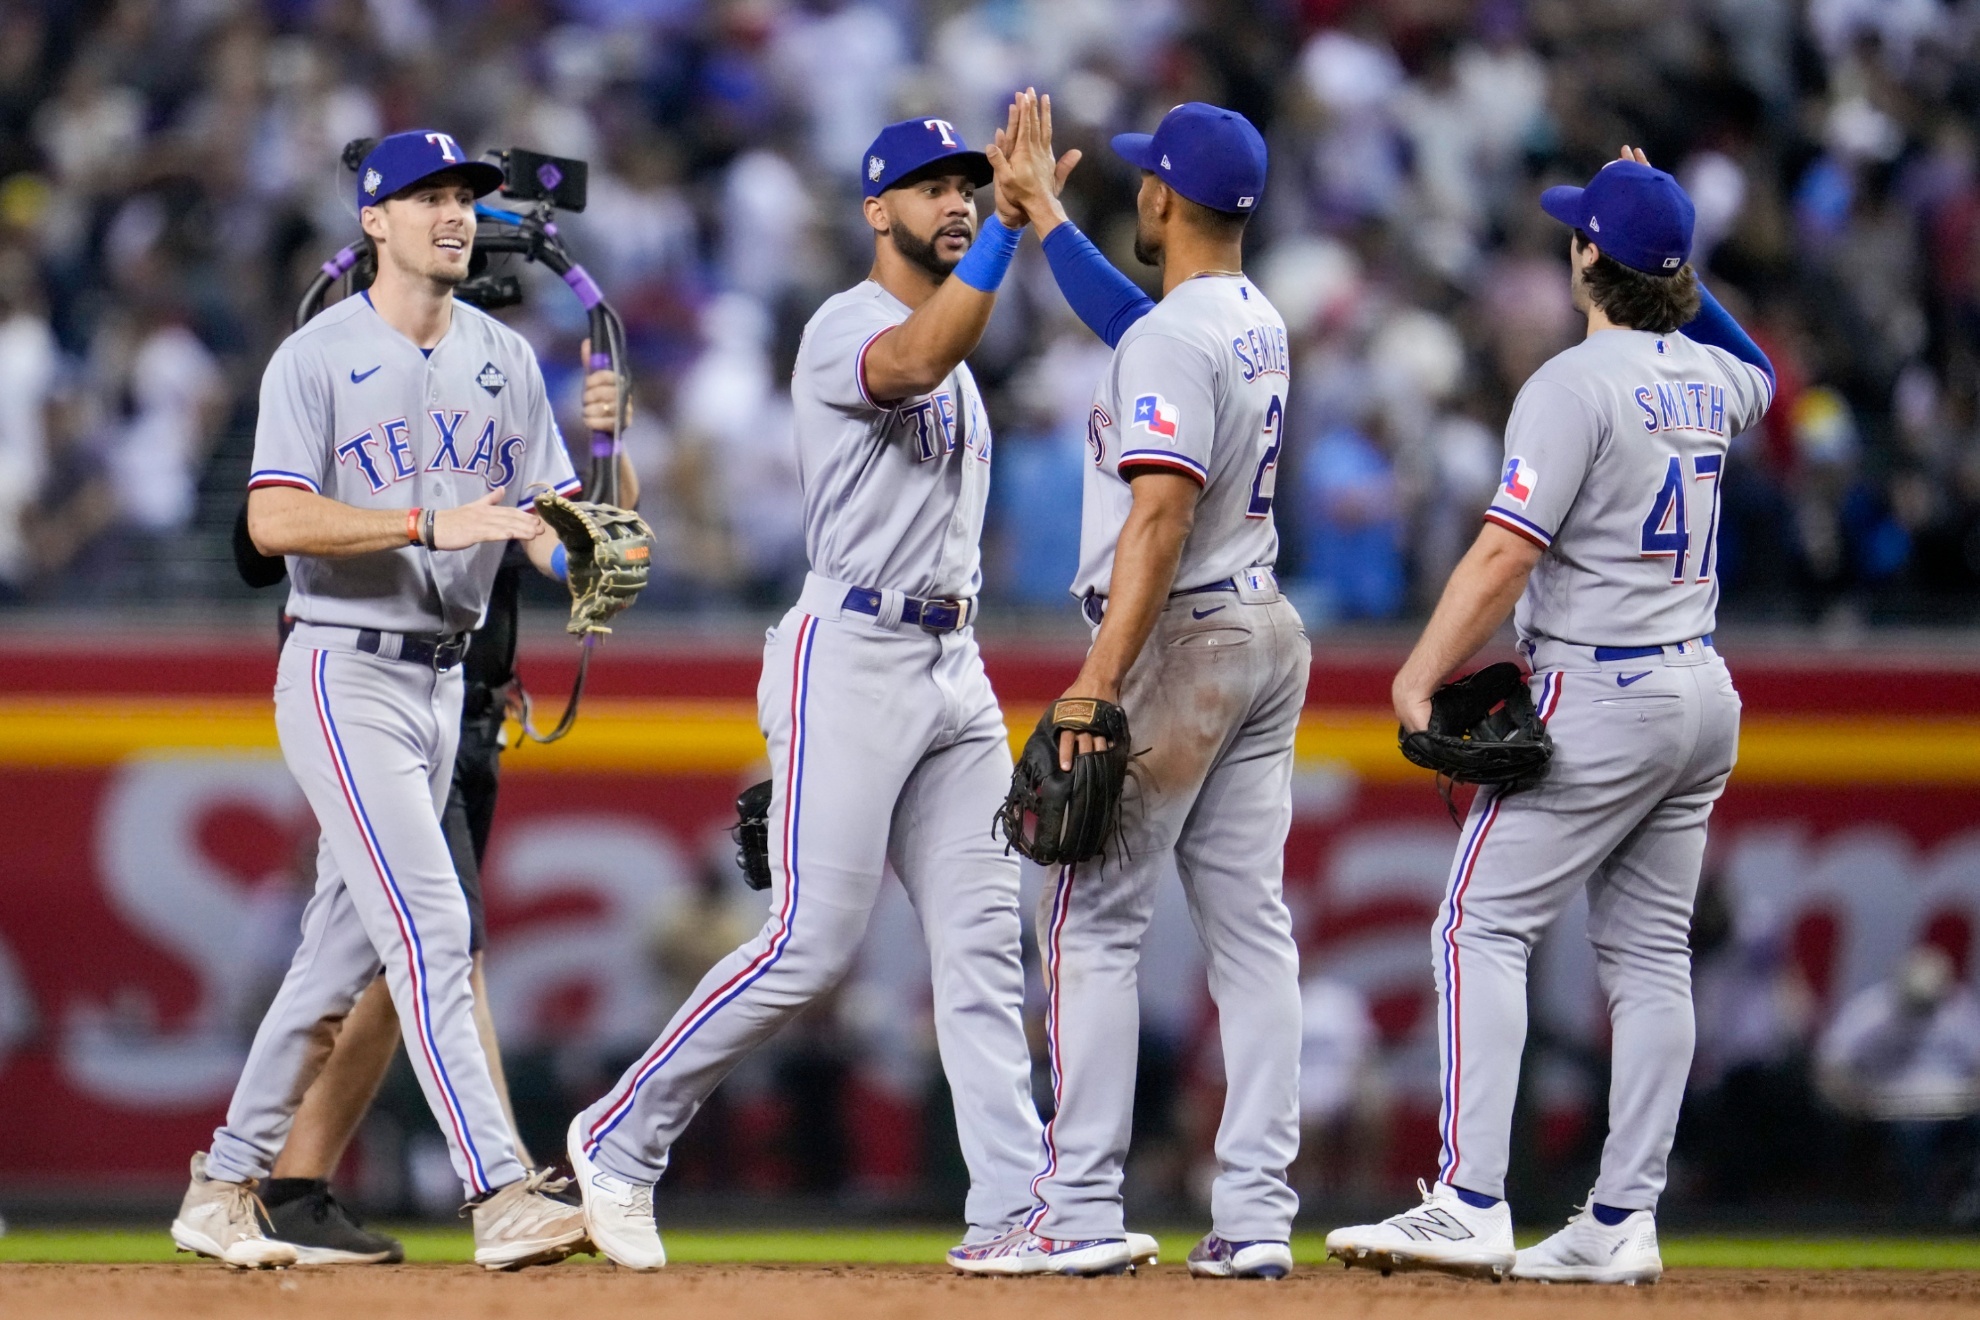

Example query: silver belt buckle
[917,597,967,632]
[432,633,469,670]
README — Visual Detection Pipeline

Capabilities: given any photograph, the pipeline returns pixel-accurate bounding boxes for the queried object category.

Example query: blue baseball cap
[357,130,505,213]
[861,117,991,198]
[1111,102,1267,216]
[1540,159,1695,275]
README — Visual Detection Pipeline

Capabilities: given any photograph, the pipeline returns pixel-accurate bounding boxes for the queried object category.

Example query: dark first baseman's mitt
[996,698,1133,865]
[733,779,773,891]
[1399,661,1554,791]
[533,491,654,635]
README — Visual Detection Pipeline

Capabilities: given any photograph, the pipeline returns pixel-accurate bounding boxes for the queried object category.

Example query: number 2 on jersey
[1247,394,1283,519]
[1640,453,1723,583]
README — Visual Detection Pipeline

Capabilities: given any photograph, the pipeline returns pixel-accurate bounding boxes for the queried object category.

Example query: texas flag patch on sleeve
[1500,456,1537,506]
[1131,393,1180,439]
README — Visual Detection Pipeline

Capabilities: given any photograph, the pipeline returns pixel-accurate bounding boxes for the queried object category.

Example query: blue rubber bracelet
[952,215,1022,292]
[551,543,568,582]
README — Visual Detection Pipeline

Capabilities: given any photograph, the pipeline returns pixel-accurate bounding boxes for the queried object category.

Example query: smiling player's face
[365,175,478,286]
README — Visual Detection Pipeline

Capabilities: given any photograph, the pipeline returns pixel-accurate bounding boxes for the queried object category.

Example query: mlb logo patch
[1501,456,1537,505]
[1131,393,1179,440]
[476,362,507,397]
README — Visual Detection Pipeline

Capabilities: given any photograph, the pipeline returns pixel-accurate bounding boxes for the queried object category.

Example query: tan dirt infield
[4,1262,1980,1319]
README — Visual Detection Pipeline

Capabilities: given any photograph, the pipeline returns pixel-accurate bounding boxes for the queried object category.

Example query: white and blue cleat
[1185,1234,1293,1279]
[947,1227,1137,1276]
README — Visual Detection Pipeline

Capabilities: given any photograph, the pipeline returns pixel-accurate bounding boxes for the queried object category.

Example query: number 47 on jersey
[1640,453,1724,584]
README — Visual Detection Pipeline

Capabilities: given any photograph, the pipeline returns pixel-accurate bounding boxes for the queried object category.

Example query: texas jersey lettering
[249,293,579,635]
[786,281,992,599]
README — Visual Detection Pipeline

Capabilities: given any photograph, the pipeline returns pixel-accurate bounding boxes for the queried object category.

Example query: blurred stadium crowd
[1,0,1979,622]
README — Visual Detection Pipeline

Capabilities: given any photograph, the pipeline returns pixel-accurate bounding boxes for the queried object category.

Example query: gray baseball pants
[207,632,527,1198]
[1028,592,1310,1243]
[576,578,1042,1242]
[1433,643,1740,1211]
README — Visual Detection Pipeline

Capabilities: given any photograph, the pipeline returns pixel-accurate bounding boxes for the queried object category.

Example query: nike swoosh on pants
[1616,671,1651,687]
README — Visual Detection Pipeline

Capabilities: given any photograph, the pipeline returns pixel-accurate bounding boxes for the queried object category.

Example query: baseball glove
[733,779,773,891]
[996,698,1132,865]
[1399,662,1553,790]
[533,491,654,635]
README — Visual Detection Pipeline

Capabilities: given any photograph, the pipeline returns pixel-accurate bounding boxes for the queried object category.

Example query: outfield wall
[0,633,1975,1199]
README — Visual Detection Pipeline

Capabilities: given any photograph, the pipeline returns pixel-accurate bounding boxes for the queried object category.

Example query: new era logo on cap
[1112,102,1268,216]
[1539,159,1695,276]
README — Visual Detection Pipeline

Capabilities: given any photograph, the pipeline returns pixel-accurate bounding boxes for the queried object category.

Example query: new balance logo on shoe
[1396,1209,1478,1243]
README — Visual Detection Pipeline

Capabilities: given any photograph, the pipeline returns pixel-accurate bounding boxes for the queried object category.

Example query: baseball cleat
[1511,1198,1661,1285]
[470,1167,590,1271]
[169,1153,299,1269]
[1186,1234,1293,1279]
[1324,1179,1515,1281]
[947,1226,1135,1275]
[567,1116,666,1270]
[1127,1232,1160,1266]
[265,1181,403,1265]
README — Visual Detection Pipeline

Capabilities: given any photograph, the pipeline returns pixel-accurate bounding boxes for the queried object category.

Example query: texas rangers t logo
[923,118,959,147]
[1132,394,1179,440]
[1501,457,1537,505]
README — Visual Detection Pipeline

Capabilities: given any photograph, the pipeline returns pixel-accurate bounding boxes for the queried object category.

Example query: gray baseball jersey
[574,276,1044,1247]
[789,280,992,598]
[248,293,581,635]
[207,291,578,1203]
[1073,275,1286,598]
[1482,328,1771,647]
[1323,322,1775,1252]
[1028,273,1307,1248]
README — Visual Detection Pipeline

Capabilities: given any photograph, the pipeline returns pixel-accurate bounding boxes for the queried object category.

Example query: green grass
[3,1228,1979,1269]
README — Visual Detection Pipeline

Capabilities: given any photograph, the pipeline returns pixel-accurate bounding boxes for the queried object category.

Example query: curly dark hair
[1574,231,1701,334]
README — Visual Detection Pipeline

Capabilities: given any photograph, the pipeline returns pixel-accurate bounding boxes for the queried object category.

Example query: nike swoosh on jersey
[1616,671,1652,687]
[1191,605,1226,619]
[350,365,382,383]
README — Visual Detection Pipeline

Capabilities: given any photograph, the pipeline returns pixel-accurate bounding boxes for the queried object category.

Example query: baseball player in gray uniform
[170,131,593,1271]
[1326,149,1775,1284]
[950,97,1308,1280]
[568,106,1111,1272]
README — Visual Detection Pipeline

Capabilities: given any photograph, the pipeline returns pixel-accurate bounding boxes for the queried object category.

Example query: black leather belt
[357,627,470,671]
[842,587,973,633]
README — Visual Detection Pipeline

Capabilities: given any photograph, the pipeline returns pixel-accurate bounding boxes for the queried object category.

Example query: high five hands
[985,88,1082,236]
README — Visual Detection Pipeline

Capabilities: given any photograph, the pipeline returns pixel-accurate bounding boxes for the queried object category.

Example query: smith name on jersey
[1482,327,1771,648]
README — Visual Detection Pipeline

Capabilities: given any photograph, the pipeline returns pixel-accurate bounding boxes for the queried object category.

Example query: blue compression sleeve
[1681,282,1774,390]
[953,214,1022,292]
[1041,222,1156,348]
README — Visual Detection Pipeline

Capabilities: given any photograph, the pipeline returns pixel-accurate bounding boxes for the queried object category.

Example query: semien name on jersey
[1231,322,1290,382]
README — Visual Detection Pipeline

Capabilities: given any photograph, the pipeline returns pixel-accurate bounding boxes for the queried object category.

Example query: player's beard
[1132,217,1162,268]
[890,220,965,282]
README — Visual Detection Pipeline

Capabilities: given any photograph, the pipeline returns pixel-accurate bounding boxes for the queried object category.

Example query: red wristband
[406,507,423,545]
